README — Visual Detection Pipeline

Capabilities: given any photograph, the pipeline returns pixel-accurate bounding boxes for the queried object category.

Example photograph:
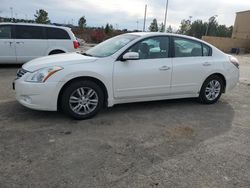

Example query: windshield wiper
[82,52,93,57]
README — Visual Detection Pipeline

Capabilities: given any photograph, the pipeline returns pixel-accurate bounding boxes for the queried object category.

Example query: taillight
[229,56,239,69]
[73,41,79,49]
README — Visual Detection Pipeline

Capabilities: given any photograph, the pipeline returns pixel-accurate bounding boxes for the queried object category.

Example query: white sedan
[14,32,239,119]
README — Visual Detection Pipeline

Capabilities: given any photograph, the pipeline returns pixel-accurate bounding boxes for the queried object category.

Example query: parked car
[13,32,239,119]
[0,23,79,64]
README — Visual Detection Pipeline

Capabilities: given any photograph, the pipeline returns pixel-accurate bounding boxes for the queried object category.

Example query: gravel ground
[0,54,249,188]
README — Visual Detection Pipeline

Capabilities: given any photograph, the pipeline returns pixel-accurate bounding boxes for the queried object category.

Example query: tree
[78,16,86,29]
[166,25,173,33]
[177,19,191,34]
[149,18,158,32]
[34,9,50,24]
[216,25,233,37]
[177,17,233,39]
[188,20,207,38]
[159,22,164,32]
[105,23,113,35]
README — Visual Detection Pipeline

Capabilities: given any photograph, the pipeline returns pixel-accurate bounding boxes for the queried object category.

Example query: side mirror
[122,52,139,61]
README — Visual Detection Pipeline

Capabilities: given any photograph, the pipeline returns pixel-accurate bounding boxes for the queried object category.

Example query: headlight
[25,66,63,83]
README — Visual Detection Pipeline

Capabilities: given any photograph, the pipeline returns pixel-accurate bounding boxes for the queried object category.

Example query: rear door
[15,25,48,63]
[171,37,213,95]
[0,25,16,63]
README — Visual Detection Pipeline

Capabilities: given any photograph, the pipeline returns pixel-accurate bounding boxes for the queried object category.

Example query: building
[232,10,250,39]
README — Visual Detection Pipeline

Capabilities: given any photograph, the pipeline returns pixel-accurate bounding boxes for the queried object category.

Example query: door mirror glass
[122,52,139,60]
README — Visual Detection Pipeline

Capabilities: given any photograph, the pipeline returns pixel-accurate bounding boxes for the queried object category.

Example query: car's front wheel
[198,75,224,104]
[61,80,104,119]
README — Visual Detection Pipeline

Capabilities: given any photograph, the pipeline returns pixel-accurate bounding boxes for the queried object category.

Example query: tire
[198,75,224,104]
[60,80,104,120]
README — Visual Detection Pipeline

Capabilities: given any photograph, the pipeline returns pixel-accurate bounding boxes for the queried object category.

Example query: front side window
[47,27,70,39]
[174,37,202,57]
[127,36,170,59]
[86,34,139,57]
[0,26,11,39]
[15,25,45,39]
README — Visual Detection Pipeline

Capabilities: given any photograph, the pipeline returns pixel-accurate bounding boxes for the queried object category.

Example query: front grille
[16,68,28,79]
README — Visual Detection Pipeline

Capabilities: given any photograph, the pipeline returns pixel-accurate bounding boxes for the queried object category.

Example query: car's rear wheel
[198,75,223,104]
[61,80,104,119]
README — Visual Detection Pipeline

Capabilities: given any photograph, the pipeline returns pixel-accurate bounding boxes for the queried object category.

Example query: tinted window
[47,27,70,39]
[203,44,211,56]
[127,36,170,59]
[15,25,45,39]
[0,26,11,39]
[174,37,202,57]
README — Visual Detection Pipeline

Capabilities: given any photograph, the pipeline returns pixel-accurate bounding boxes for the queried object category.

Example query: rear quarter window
[202,44,212,56]
[47,27,70,40]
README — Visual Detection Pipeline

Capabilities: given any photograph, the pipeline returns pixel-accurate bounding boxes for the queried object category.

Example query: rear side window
[47,27,70,39]
[0,25,11,39]
[174,37,202,57]
[15,25,45,39]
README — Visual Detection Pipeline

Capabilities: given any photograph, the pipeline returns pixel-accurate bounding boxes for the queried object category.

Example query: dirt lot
[0,55,250,188]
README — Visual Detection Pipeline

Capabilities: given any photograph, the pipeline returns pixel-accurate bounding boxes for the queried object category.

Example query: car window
[127,36,170,59]
[86,34,138,57]
[47,27,70,39]
[174,37,202,57]
[15,25,45,39]
[203,44,211,56]
[0,26,11,39]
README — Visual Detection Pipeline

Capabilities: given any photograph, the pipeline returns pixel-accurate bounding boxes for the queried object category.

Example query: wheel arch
[203,73,227,93]
[57,76,109,110]
[48,49,66,55]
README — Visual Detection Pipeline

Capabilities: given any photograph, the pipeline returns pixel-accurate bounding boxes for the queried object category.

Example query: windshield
[85,34,139,57]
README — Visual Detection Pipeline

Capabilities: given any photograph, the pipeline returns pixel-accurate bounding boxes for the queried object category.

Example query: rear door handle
[202,62,211,66]
[159,66,171,71]
[4,41,13,45]
[16,42,24,44]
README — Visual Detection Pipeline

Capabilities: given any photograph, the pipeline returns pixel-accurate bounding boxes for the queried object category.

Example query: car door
[113,36,172,99]
[15,25,48,63]
[0,25,16,63]
[171,37,214,95]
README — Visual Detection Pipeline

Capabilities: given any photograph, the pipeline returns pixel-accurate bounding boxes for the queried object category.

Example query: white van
[0,23,79,64]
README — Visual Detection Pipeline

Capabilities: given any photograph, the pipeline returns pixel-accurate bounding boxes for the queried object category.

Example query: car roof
[0,22,70,30]
[126,32,212,47]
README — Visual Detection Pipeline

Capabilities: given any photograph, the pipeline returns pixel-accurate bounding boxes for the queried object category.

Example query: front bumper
[14,79,64,111]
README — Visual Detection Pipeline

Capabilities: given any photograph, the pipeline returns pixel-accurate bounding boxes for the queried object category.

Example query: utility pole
[10,7,13,22]
[136,20,139,31]
[163,0,169,32]
[143,4,147,32]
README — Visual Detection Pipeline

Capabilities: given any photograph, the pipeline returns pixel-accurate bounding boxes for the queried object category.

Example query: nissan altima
[14,32,239,119]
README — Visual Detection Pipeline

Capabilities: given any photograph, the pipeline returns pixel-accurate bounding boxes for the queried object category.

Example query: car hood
[22,52,98,72]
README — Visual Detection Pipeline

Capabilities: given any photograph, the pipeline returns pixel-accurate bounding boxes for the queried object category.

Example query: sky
[0,0,250,30]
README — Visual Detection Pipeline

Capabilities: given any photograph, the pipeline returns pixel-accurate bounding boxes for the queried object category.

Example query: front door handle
[159,66,171,71]
[16,42,24,44]
[202,62,211,66]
